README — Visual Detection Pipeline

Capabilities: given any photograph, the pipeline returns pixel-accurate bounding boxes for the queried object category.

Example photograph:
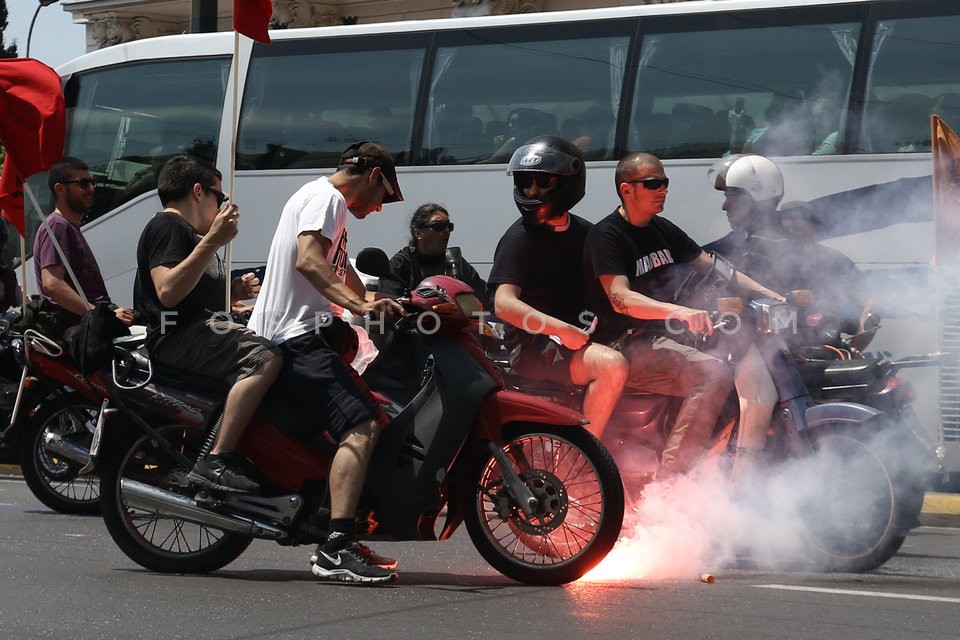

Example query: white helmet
[708,154,783,205]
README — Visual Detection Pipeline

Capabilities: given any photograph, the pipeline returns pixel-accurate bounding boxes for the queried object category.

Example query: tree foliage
[1,1,19,58]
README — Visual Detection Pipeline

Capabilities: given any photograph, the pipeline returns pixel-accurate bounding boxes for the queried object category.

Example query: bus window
[63,57,230,229]
[859,14,960,153]
[630,15,859,159]
[237,36,426,170]
[427,22,632,164]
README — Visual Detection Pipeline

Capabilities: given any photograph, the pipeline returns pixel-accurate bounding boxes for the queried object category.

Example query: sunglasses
[625,177,670,190]
[60,178,98,190]
[514,173,558,190]
[420,221,455,232]
[204,186,229,208]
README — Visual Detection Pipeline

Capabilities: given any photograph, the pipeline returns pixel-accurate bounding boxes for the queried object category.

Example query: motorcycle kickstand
[487,442,539,519]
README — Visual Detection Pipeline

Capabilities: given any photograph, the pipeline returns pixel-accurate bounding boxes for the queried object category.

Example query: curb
[920,492,960,527]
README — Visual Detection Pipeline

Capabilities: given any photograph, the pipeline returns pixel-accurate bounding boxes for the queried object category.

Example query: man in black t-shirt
[135,155,281,493]
[584,152,782,477]
[489,136,627,439]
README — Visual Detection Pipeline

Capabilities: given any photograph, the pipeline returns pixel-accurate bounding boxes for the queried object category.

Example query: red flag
[0,157,25,236]
[0,58,65,236]
[932,115,960,265]
[234,0,273,44]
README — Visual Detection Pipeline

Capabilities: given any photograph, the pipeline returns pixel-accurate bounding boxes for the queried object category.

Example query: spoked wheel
[464,425,624,585]
[18,396,101,515]
[800,422,928,572]
[100,424,251,574]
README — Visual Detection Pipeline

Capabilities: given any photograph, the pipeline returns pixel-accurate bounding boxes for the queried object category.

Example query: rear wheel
[18,395,100,515]
[800,421,928,572]
[99,423,251,574]
[464,425,624,585]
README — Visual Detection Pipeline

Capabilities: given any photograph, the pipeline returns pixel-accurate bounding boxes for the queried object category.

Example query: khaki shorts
[152,313,280,385]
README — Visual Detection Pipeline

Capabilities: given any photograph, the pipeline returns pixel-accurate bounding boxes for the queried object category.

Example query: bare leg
[328,418,381,520]
[210,356,282,454]
[730,343,777,481]
[570,343,628,439]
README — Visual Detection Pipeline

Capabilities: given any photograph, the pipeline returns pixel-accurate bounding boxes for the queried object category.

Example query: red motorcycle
[0,317,108,514]
[91,268,624,585]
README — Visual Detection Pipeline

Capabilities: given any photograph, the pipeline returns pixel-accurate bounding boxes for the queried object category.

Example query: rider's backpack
[70,302,130,374]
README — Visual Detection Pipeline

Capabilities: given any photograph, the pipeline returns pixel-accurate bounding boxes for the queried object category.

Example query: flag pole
[224,30,241,313]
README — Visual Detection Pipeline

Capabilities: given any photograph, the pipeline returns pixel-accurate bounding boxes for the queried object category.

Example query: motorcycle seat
[799,358,886,389]
[504,372,584,397]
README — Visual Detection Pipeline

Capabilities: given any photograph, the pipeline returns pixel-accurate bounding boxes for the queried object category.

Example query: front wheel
[100,423,251,574]
[464,424,624,585]
[800,421,929,572]
[18,395,101,515]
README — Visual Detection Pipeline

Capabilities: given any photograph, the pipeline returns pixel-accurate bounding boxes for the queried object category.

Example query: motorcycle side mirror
[356,247,392,279]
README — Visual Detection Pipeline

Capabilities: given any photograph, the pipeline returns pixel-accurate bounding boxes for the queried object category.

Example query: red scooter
[92,264,624,585]
[0,316,107,514]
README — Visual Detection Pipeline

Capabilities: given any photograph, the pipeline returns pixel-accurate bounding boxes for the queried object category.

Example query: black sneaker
[310,542,398,584]
[353,542,398,570]
[187,452,260,493]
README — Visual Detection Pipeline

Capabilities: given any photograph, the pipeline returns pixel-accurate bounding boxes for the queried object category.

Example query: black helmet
[507,135,585,223]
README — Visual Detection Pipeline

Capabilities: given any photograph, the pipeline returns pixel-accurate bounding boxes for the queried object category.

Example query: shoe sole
[310,563,398,584]
[185,471,252,494]
[310,553,397,571]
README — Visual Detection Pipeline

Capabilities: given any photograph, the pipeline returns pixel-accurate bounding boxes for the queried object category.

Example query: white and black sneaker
[310,542,398,584]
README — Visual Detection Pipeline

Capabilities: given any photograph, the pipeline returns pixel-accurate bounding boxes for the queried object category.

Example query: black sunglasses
[59,178,98,189]
[625,177,669,191]
[420,221,455,232]
[514,173,558,189]
[204,186,229,208]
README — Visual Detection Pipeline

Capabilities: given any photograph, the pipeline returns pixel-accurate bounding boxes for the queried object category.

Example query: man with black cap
[249,141,404,584]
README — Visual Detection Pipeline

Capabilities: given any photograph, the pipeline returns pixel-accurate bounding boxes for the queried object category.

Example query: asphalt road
[2,477,960,640]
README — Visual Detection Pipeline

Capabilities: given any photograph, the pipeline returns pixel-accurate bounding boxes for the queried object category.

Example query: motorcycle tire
[799,420,929,572]
[18,395,101,515]
[100,423,252,574]
[464,423,624,585]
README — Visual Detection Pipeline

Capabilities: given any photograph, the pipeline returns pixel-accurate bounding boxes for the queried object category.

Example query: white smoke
[582,423,928,582]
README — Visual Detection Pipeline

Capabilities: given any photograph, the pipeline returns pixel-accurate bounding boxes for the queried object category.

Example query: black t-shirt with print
[584,210,702,344]
[135,212,226,350]
[488,215,593,352]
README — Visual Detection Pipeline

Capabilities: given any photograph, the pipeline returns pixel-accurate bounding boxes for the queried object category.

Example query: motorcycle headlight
[756,301,796,334]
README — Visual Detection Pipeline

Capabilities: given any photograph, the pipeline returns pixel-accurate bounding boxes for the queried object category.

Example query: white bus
[18,0,960,482]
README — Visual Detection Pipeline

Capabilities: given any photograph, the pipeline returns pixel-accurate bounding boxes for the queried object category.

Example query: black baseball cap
[339,141,403,204]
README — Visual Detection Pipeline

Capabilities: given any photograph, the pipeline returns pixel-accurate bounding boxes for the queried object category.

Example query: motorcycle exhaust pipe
[120,479,286,540]
[43,432,91,466]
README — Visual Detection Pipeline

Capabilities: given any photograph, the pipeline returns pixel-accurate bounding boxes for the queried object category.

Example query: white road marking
[755,584,960,604]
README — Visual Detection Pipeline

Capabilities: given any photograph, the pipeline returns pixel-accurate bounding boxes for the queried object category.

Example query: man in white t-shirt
[249,141,403,584]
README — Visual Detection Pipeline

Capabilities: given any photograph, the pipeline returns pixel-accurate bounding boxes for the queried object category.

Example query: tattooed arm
[599,274,713,335]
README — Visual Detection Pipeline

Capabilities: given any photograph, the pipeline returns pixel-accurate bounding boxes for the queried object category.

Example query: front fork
[487,441,539,518]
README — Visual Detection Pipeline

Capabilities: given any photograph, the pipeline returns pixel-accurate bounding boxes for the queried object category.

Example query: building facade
[62,0,698,52]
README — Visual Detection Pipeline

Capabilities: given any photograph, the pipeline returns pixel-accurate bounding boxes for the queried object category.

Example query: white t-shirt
[248,177,349,343]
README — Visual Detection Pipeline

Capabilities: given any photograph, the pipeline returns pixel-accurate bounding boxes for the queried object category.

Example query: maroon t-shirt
[33,211,111,308]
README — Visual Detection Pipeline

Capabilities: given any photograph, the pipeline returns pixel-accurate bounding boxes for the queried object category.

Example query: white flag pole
[225,30,241,313]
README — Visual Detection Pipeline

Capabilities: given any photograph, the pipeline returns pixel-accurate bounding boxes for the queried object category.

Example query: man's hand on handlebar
[361,297,403,320]
[669,307,713,335]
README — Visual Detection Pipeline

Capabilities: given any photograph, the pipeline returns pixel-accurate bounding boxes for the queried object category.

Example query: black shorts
[508,334,575,386]
[276,318,386,441]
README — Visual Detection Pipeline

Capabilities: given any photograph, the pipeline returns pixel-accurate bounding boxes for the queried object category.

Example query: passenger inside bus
[742,91,811,157]
[484,107,558,163]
